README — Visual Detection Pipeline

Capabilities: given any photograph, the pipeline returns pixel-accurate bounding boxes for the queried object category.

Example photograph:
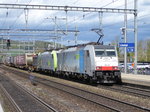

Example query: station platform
[121,73,150,87]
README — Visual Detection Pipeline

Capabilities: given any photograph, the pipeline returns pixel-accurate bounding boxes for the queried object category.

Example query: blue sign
[119,43,135,47]
[127,47,135,52]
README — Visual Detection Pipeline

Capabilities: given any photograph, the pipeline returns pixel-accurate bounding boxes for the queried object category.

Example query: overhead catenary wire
[9,0,33,29]
[101,0,120,8]
[67,0,149,30]
[24,9,29,29]
[50,17,67,35]
[1,0,133,29]
[1,8,9,29]
[72,0,79,4]
[100,0,150,28]
[11,0,125,33]
[33,19,47,29]
[65,0,133,30]
[1,0,19,29]
[64,0,121,28]
[70,1,112,44]
[30,0,121,30]
[99,12,103,29]
[0,0,140,43]
[103,12,150,29]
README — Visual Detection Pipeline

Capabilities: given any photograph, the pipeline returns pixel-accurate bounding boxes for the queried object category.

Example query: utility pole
[134,0,138,74]
[75,25,78,45]
[46,16,66,49]
[24,9,29,53]
[146,41,148,61]
[24,40,26,53]
[54,16,58,49]
[124,0,127,74]
[74,15,79,46]
[65,10,68,35]
[1,36,3,53]
[33,37,35,53]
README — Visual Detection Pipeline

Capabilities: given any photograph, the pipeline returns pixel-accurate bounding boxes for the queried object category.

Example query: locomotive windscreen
[106,51,116,56]
[94,45,116,57]
[95,50,116,57]
[95,50,105,56]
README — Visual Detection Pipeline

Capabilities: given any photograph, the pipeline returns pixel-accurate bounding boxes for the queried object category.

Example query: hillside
[0,39,64,56]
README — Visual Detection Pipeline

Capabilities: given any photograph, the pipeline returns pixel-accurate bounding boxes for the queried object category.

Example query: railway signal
[6,39,11,49]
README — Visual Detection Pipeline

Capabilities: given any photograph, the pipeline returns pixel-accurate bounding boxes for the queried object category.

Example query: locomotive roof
[94,45,115,49]
[46,42,115,51]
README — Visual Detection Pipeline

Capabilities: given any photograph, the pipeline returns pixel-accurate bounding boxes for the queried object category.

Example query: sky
[0,0,149,46]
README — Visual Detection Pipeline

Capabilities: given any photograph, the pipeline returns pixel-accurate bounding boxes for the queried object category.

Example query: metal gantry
[0,35,62,39]
[0,29,79,34]
[0,3,138,74]
[0,3,135,14]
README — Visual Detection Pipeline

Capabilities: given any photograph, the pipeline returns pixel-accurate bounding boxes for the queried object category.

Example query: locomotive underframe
[95,70,121,83]
[54,69,122,84]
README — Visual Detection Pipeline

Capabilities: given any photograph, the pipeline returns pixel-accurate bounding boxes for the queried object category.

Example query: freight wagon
[13,53,36,69]
[3,43,122,84]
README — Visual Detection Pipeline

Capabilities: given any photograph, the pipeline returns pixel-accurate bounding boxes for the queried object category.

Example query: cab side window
[86,50,90,57]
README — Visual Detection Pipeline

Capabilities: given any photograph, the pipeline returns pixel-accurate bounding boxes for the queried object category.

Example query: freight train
[3,43,122,84]
[3,53,36,70]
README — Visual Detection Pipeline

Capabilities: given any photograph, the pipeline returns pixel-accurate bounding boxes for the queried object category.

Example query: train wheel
[116,78,122,85]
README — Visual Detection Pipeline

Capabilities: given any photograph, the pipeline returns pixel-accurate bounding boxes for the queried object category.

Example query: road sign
[127,47,134,52]
[119,43,135,47]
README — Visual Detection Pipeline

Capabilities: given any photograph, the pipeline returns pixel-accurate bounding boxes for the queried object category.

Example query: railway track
[0,84,22,112]
[98,84,150,98]
[37,78,150,112]
[0,73,58,112]
[2,66,150,112]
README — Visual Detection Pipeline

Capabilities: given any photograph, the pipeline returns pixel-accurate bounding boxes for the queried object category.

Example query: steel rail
[0,73,58,112]
[121,85,150,92]
[0,84,22,112]
[3,66,150,112]
[37,79,121,112]
[0,66,120,111]
[14,81,59,112]
[37,78,150,112]
[98,85,150,98]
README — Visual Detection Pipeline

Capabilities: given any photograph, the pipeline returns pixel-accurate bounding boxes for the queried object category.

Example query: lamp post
[134,0,138,74]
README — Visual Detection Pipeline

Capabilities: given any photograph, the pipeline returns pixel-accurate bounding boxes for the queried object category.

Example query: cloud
[60,40,90,46]
[0,0,149,45]
[0,0,138,28]
[139,0,150,6]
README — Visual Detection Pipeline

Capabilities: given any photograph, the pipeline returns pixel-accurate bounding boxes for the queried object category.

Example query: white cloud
[61,39,90,46]
[0,0,147,28]
[0,0,149,44]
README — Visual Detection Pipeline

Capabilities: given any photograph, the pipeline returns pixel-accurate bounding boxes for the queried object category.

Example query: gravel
[0,67,109,112]
[1,66,150,111]
[0,86,16,112]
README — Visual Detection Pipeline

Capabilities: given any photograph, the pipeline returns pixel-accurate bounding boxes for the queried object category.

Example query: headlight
[113,66,118,70]
[96,66,102,70]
